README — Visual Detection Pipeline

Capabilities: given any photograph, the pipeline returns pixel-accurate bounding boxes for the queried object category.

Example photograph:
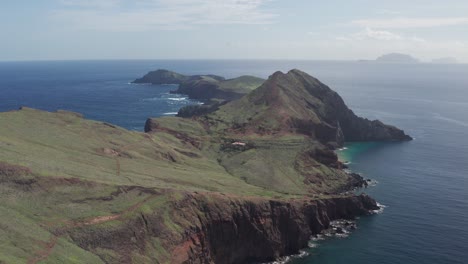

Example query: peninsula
[0,69,411,263]
[133,69,265,101]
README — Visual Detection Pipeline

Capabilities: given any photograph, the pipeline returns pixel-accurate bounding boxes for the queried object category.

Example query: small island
[375,53,420,63]
[133,69,265,102]
[0,69,411,263]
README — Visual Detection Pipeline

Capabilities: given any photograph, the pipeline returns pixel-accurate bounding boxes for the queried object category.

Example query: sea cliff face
[67,192,378,264]
[0,69,410,264]
[207,69,412,146]
[178,193,378,263]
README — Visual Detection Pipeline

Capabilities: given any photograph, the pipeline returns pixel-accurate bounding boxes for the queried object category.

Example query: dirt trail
[27,236,58,264]
[28,194,158,264]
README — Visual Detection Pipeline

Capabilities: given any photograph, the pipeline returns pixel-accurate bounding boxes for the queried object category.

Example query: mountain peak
[209,69,412,145]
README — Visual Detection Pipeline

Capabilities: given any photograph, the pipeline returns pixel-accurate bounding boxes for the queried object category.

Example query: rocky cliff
[132,69,264,102]
[208,69,412,147]
[67,191,378,264]
[0,69,411,263]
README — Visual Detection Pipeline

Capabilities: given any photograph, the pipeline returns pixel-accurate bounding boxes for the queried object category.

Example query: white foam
[163,112,178,115]
[168,97,187,101]
[308,241,318,248]
[366,179,379,187]
[128,82,152,85]
[372,202,387,214]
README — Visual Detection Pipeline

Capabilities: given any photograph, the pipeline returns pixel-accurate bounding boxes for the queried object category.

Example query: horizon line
[1,58,466,64]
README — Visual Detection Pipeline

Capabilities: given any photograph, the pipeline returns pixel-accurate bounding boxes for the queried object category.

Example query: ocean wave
[163,112,178,115]
[168,97,188,101]
[308,241,318,248]
[366,179,379,187]
[433,113,468,127]
[128,82,152,85]
[372,202,387,214]
[264,250,309,264]
[141,96,188,102]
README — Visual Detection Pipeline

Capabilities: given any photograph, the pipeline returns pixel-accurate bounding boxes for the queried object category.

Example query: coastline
[278,143,386,264]
[337,142,383,165]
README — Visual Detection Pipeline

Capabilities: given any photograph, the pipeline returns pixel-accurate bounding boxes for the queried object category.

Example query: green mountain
[0,69,411,264]
[132,69,225,85]
[132,69,265,102]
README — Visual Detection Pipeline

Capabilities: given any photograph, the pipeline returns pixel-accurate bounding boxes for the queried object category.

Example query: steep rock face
[68,192,379,264]
[183,194,378,264]
[283,70,412,142]
[210,69,411,146]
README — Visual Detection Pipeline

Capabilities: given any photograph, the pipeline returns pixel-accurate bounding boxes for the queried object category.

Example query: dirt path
[28,194,158,264]
[27,236,58,264]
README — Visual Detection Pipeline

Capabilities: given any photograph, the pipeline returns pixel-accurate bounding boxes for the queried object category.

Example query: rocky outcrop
[132,69,264,102]
[132,69,190,84]
[181,193,378,264]
[172,75,265,102]
[209,69,412,146]
[68,192,379,264]
[132,69,225,85]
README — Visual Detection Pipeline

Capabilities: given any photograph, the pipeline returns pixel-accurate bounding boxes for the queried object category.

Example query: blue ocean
[1,60,467,264]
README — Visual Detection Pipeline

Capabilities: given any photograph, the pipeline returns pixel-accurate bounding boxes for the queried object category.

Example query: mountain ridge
[132,69,264,101]
[0,69,411,263]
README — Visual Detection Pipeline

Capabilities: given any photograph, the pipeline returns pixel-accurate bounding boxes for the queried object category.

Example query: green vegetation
[217,75,265,94]
[0,70,410,263]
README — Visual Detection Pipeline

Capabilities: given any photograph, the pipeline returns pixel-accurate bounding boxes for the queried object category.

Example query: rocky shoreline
[67,191,379,264]
[180,193,379,263]
[0,69,412,263]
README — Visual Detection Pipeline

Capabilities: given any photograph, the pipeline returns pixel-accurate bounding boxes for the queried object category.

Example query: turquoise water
[1,60,467,263]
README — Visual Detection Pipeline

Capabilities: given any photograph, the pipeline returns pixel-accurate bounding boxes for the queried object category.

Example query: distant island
[375,53,420,63]
[133,69,265,102]
[0,69,411,263]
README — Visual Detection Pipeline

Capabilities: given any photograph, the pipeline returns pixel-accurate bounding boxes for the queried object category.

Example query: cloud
[354,28,403,41]
[335,28,404,42]
[52,0,277,31]
[352,17,468,29]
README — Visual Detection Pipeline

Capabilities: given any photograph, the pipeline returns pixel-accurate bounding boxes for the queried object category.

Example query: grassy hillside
[0,108,291,263]
[217,76,265,94]
[0,69,408,263]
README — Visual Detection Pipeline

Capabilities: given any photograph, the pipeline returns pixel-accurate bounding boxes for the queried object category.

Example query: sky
[1,0,468,62]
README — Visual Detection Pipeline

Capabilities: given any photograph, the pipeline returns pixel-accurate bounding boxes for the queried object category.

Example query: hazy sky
[2,0,468,61]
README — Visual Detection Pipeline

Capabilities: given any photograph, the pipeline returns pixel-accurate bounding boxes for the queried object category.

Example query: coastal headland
[0,69,411,263]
